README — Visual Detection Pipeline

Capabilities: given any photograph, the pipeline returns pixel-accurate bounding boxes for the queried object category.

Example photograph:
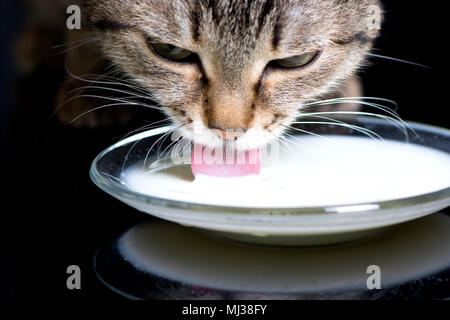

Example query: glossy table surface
[94,211,450,300]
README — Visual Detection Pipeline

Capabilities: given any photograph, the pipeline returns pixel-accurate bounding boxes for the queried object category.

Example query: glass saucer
[90,117,450,245]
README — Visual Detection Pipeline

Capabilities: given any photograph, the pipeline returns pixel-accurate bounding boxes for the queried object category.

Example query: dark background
[1,1,448,299]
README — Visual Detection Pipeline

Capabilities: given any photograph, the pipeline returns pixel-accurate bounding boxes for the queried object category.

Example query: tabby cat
[18,0,382,150]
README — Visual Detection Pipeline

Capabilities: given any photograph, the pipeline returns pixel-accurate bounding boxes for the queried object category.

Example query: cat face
[86,0,381,150]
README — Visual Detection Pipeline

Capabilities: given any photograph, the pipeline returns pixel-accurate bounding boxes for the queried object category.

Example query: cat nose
[205,91,254,135]
[209,126,246,140]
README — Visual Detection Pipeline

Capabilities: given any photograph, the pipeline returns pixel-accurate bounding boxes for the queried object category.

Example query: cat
[17,0,382,149]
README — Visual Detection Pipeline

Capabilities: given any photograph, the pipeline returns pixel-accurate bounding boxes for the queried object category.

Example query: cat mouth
[193,127,277,151]
[175,116,282,152]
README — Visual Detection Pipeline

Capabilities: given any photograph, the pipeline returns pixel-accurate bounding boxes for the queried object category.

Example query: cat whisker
[289,121,383,140]
[60,84,157,106]
[65,71,152,95]
[159,130,192,170]
[146,136,192,174]
[155,127,180,162]
[302,96,398,112]
[275,131,312,152]
[48,61,164,125]
[115,118,174,142]
[51,37,100,56]
[279,126,331,153]
[121,125,178,177]
[121,137,147,177]
[52,37,96,49]
[64,58,153,94]
[58,94,160,112]
[153,135,188,170]
[281,124,330,140]
[67,102,133,126]
[298,110,413,140]
[297,116,384,140]
[143,125,182,170]
[366,53,432,70]
[57,96,167,133]
[276,135,295,153]
[299,98,417,141]
[61,63,157,102]
[179,136,193,156]
[267,133,292,154]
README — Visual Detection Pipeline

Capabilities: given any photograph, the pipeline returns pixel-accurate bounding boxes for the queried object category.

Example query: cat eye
[147,41,194,62]
[273,52,320,69]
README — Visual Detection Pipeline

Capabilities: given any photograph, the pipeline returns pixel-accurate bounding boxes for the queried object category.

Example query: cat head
[86,0,382,150]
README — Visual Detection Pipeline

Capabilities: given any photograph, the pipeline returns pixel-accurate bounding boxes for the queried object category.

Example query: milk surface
[123,136,450,207]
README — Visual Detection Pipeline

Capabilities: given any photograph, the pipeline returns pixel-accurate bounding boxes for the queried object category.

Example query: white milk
[123,136,450,208]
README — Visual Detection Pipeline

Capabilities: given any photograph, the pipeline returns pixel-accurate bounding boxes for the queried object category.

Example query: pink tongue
[191,144,261,177]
